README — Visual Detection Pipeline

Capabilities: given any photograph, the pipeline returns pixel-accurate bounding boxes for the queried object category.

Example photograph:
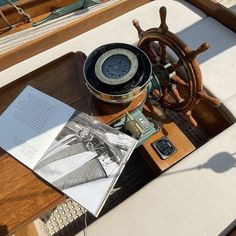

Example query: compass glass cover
[102,54,131,80]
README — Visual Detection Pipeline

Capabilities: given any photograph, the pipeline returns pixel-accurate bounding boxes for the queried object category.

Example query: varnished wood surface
[15,222,39,236]
[89,93,147,124]
[188,0,236,33]
[0,0,111,37]
[0,51,88,236]
[0,52,88,113]
[0,0,150,71]
[140,104,195,174]
[0,0,77,29]
[192,99,231,137]
[140,119,195,174]
[0,51,148,235]
[0,156,63,236]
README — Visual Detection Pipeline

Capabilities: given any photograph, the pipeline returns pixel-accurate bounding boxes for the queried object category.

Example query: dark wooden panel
[0,51,88,235]
[0,51,89,113]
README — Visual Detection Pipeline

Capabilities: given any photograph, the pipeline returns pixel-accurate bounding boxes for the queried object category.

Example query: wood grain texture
[0,51,89,235]
[0,51,148,235]
[15,222,39,236]
[0,155,63,236]
[140,122,195,174]
[0,0,150,71]
[89,93,147,124]
[187,0,236,32]
[140,104,195,174]
[0,0,111,37]
[0,52,88,113]
[0,0,77,28]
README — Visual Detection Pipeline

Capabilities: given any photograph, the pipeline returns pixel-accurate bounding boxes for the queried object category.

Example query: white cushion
[69,0,206,53]
[178,17,236,103]
[76,123,236,236]
[0,0,206,87]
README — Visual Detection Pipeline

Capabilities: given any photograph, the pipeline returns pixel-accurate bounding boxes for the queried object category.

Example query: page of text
[0,86,75,169]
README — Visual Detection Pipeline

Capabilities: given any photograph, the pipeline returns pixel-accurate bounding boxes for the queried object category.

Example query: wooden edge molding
[187,0,236,33]
[0,0,150,72]
[0,0,77,28]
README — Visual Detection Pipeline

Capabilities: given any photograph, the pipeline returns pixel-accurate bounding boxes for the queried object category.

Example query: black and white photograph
[34,111,137,216]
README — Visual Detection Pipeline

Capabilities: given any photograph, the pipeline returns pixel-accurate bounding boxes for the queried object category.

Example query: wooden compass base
[89,91,147,124]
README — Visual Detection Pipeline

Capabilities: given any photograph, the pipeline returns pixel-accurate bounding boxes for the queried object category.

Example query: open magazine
[0,86,137,216]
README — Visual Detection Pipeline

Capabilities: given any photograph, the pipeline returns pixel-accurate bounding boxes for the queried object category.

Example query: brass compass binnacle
[133,6,220,127]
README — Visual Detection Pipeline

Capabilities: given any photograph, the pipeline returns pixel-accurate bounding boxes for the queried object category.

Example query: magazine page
[0,86,75,169]
[33,111,137,216]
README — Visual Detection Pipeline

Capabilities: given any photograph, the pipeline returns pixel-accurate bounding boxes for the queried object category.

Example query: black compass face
[102,54,131,80]
[84,43,152,100]
[95,48,139,85]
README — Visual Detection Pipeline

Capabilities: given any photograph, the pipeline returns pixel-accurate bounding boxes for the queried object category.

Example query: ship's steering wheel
[133,6,220,126]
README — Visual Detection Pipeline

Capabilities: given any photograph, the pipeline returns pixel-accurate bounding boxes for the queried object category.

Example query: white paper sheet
[0,86,137,216]
[0,86,75,169]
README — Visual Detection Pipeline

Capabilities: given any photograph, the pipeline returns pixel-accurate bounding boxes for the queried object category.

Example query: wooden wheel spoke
[198,89,221,107]
[145,43,160,64]
[159,6,168,33]
[162,87,176,105]
[171,84,184,103]
[159,42,169,65]
[185,110,197,127]
[171,75,189,87]
[172,59,181,71]
[162,87,169,101]
[187,42,210,61]
[132,19,144,38]
[152,89,161,99]
[134,7,218,127]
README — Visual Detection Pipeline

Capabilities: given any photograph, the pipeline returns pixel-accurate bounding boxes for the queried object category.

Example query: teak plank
[0,52,88,235]
[0,0,77,29]
[14,222,39,236]
[140,120,195,174]
[0,155,63,236]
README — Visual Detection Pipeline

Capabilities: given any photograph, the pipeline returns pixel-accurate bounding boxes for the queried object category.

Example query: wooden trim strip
[0,0,77,28]
[187,0,236,33]
[0,0,150,72]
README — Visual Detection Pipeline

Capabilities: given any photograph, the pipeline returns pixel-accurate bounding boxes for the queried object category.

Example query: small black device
[151,136,176,160]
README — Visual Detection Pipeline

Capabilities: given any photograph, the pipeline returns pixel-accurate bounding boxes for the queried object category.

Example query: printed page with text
[0,86,137,216]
